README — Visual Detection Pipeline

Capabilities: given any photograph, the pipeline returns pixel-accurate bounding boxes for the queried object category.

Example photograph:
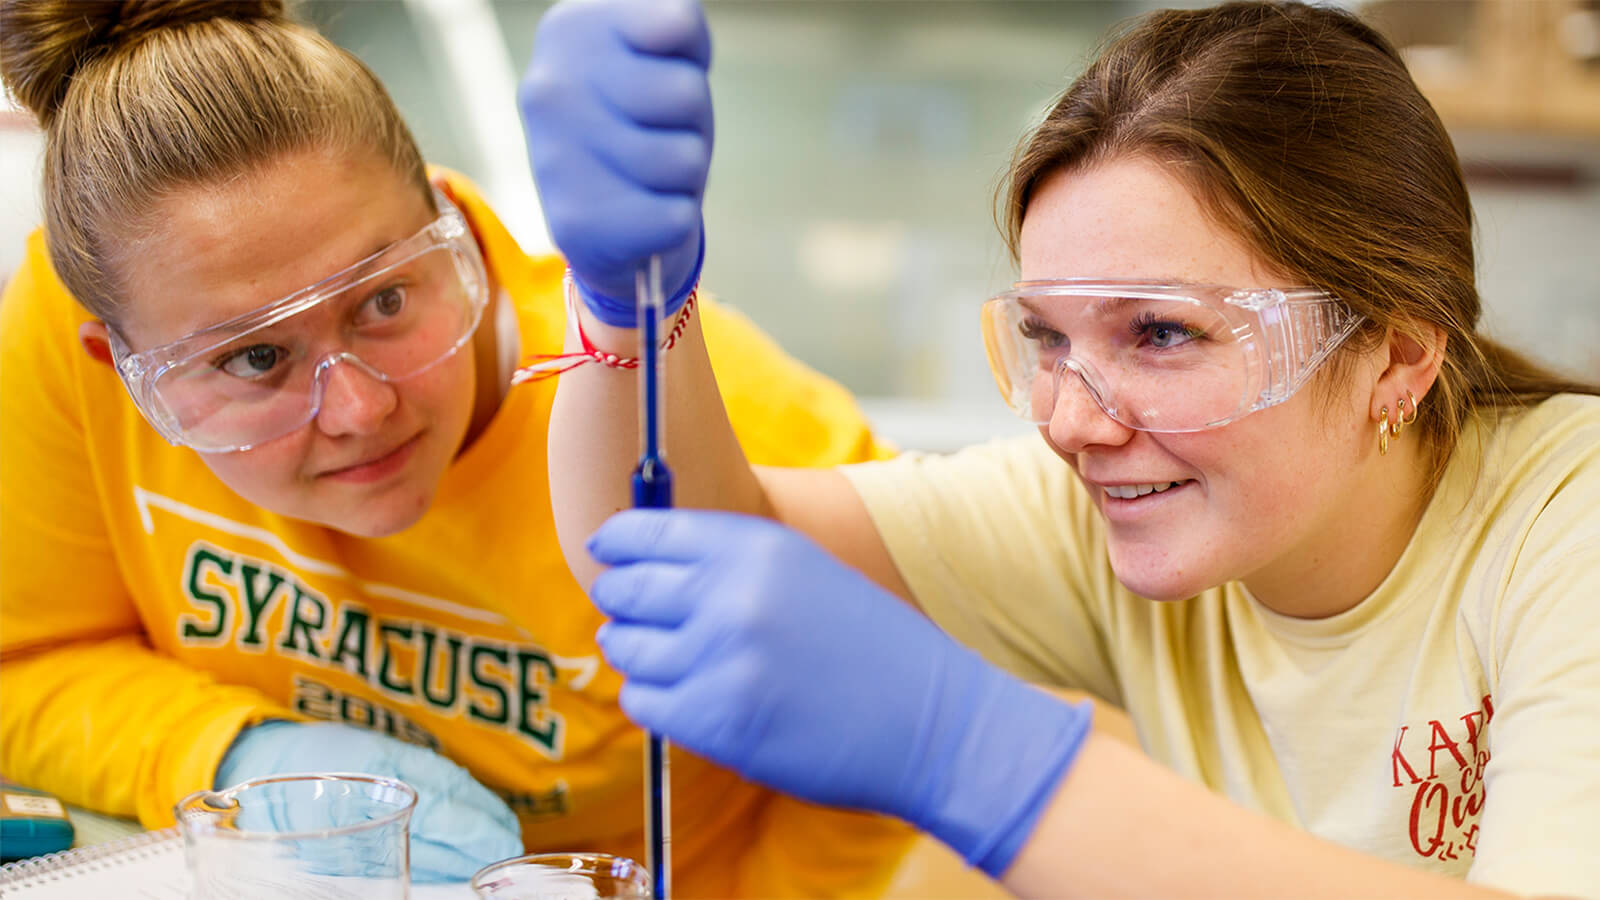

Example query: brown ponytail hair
[0,0,430,328]
[1000,0,1598,484]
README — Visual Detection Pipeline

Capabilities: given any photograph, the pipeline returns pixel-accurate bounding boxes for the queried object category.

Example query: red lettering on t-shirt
[1426,720,1470,777]
[1394,695,1493,861]
[1392,725,1423,787]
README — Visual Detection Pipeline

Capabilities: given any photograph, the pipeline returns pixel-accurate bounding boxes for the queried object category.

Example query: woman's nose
[1047,366,1135,453]
[313,355,398,437]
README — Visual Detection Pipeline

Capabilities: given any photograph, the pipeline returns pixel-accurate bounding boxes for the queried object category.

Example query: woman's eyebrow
[1019,294,1142,319]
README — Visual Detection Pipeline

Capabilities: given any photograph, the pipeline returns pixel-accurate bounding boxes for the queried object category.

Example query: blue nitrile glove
[587,510,1093,878]
[519,0,712,326]
[215,721,522,883]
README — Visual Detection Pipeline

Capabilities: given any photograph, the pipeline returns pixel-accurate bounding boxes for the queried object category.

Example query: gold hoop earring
[1393,389,1420,437]
[1378,406,1390,456]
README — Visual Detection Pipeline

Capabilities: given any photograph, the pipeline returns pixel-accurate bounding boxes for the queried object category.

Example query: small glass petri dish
[471,852,651,900]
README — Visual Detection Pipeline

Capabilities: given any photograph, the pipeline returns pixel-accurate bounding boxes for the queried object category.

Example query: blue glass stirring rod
[634,255,671,899]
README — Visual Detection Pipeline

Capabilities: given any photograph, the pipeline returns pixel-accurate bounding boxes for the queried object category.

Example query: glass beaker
[471,852,651,900]
[176,772,417,899]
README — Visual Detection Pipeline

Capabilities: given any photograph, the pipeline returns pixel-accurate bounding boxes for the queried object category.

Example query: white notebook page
[0,829,476,899]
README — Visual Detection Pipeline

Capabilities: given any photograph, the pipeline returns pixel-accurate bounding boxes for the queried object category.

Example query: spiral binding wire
[0,826,179,887]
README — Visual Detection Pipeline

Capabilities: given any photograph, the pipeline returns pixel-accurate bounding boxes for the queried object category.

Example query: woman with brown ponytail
[527,0,1600,896]
[0,0,918,891]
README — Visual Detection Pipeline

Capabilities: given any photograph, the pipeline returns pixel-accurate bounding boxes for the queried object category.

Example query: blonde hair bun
[0,0,287,126]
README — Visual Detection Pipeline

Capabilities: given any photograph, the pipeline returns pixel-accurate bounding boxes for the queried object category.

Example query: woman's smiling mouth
[318,434,421,483]
[1103,480,1190,500]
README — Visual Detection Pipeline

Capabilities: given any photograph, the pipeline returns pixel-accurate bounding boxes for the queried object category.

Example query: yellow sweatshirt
[0,171,912,897]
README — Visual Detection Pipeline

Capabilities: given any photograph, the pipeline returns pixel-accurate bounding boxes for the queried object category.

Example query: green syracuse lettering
[417,625,464,710]
[330,605,373,678]
[237,564,287,648]
[278,584,327,659]
[180,545,233,641]
[467,644,511,726]
[377,622,415,696]
[516,648,561,754]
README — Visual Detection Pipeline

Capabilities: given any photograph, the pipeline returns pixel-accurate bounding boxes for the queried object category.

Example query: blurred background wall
[3,0,1596,452]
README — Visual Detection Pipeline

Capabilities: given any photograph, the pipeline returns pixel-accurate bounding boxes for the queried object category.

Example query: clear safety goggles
[980,280,1365,431]
[111,196,489,453]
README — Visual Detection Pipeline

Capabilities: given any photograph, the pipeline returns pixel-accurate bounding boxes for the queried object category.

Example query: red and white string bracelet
[512,271,697,385]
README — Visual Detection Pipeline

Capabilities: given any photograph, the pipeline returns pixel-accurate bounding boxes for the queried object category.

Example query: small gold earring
[1395,389,1419,436]
[1378,406,1390,455]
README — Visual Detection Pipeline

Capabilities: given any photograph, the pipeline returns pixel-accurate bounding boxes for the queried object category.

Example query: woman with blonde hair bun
[0,0,916,891]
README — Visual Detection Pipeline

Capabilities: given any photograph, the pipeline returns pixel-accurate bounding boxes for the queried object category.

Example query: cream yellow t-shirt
[842,394,1600,898]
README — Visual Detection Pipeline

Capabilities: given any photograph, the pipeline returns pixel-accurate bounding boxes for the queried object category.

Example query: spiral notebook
[0,827,188,899]
[0,828,476,898]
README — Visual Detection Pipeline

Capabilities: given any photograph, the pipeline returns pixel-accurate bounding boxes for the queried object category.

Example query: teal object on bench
[0,779,75,862]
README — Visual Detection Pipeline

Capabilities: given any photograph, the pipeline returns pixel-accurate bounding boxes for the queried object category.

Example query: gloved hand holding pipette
[519,0,1093,879]
[215,721,523,882]
[522,7,715,895]
[519,0,712,327]
[587,510,1093,877]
